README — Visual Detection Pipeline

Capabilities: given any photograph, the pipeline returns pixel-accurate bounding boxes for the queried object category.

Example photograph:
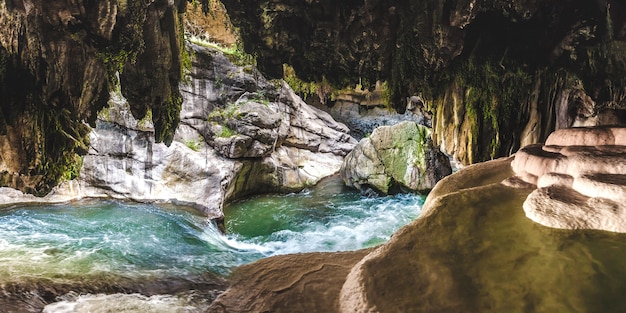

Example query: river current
[0,177,423,312]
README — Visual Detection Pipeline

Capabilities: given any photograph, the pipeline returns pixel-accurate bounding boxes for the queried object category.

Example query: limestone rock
[220,0,626,167]
[0,0,202,194]
[207,250,370,313]
[341,121,451,195]
[511,126,626,232]
[208,96,282,158]
[209,156,626,313]
[524,185,626,232]
[0,43,355,217]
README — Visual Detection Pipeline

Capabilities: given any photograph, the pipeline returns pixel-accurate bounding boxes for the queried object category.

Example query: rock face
[341,121,451,195]
[0,43,356,218]
[0,0,209,194]
[510,127,626,232]
[209,156,626,312]
[220,0,626,165]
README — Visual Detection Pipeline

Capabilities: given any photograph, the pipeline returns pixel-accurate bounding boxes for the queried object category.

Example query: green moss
[184,137,203,151]
[445,56,532,161]
[189,37,256,66]
[208,102,240,120]
[138,109,152,128]
[180,44,194,86]
[154,93,182,145]
[283,64,318,98]
[218,125,236,138]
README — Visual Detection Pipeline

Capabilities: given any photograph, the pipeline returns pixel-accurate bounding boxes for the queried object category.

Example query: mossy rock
[341,121,452,195]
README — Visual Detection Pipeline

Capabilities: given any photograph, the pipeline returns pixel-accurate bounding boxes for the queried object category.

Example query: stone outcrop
[0,0,209,195]
[0,43,355,218]
[341,121,451,195]
[510,126,626,232]
[209,156,626,312]
[313,87,433,140]
[207,250,371,313]
[220,0,626,166]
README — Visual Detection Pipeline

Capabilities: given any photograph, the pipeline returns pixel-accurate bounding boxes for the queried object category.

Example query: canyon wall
[0,43,356,219]
[0,0,209,194]
[220,0,626,165]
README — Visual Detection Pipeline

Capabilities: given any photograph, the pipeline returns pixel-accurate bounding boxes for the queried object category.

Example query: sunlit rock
[0,43,356,218]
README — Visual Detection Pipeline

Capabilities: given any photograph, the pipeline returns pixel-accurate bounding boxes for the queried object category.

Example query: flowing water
[0,177,423,312]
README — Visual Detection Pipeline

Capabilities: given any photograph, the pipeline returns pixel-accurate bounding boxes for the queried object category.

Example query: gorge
[1,0,626,312]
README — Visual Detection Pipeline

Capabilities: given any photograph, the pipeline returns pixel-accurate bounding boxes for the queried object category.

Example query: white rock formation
[511,127,626,232]
[0,44,356,219]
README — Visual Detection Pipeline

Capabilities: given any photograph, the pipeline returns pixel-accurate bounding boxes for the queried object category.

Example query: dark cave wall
[0,0,206,194]
[221,0,626,165]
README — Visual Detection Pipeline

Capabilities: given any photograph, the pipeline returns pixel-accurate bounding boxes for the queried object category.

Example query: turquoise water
[226,179,423,255]
[0,178,423,311]
[0,201,252,280]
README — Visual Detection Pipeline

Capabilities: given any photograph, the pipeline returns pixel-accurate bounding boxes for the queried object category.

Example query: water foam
[226,192,423,256]
[42,293,196,313]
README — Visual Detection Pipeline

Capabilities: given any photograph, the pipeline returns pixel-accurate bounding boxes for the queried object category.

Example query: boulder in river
[340,121,451,195]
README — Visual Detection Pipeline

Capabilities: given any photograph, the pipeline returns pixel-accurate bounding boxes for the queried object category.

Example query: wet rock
[341,121,451,195]
[222,0,626,167]
[210,156,626,313]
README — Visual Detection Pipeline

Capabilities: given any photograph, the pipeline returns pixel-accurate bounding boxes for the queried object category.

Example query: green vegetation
[443,56,532,160]
[283,64,318,98]
[246,91,271,106]
[154,93,182,145]
[184,137,203,151]
[138,109,152,128]
[180,35,194,85]
[208,102,240,120]
[188,36,256,66]
[100,49,135,88]
[217,124,236,138]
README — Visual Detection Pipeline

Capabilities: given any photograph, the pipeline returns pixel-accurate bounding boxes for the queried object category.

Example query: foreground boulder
[209,156,626,312]
[510,126,626,232]
[340,121,451,195]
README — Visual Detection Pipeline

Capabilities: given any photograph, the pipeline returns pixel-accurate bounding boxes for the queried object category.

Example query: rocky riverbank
[0,43,357,219]
[209,129,626,312]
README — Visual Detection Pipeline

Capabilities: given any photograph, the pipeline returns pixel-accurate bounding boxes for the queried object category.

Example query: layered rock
[0,43,356,218]
[341,121,451,195]
[510,126,626,232]
[313,87,433,140]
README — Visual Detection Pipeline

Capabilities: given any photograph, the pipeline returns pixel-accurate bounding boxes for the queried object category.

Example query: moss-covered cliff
[220,0,626,165]
[0,0,208,194]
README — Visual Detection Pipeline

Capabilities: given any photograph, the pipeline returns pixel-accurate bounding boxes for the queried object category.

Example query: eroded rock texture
[0,0,206,194]
[221,0,626,165]
[209,156,626,313]
[341,121,451,195]
[510,127,626,232]
[0,43,356,217]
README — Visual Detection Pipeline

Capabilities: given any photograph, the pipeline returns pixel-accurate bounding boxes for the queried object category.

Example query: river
[0,177,423,312]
